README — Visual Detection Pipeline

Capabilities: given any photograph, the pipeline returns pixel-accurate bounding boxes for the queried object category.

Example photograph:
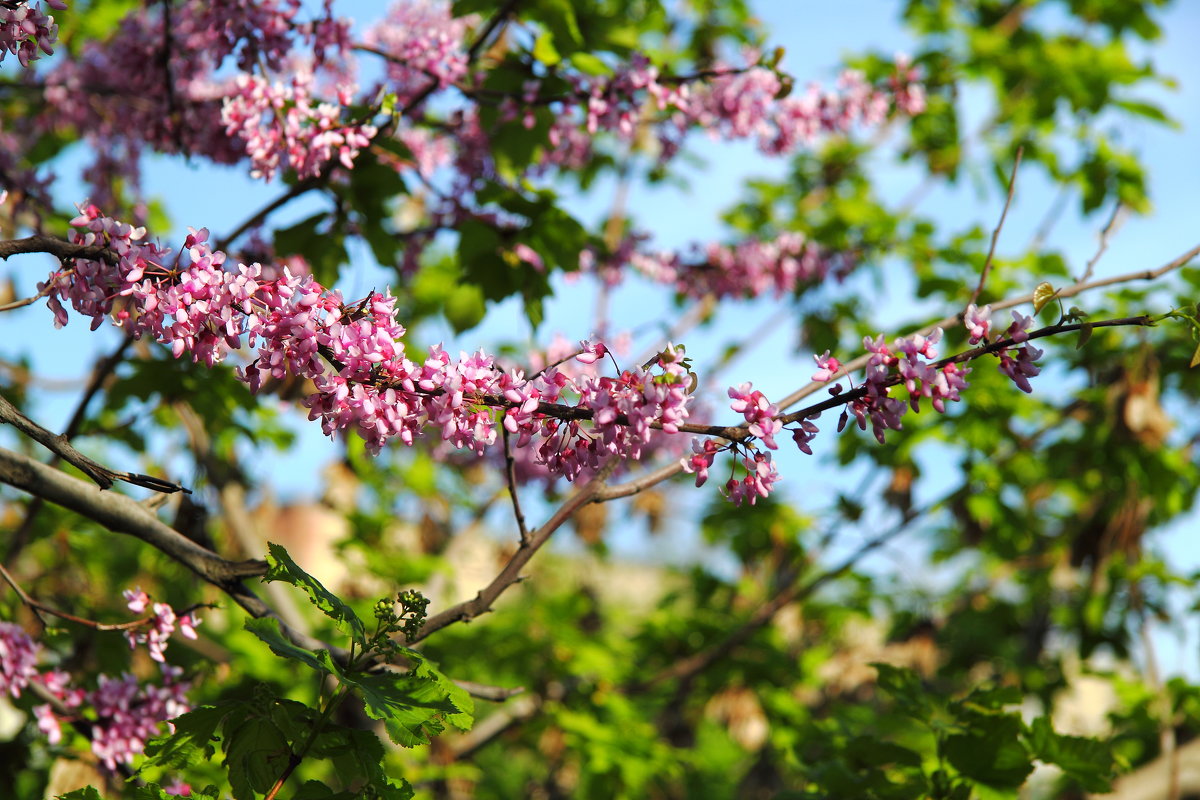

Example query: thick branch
[0,445,353,661]
[0,445,259,583]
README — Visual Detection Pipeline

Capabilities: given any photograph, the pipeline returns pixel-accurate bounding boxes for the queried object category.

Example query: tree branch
[412,459,618,642]
[0,445,258,583]
[0,393,186,494]
[0,235,117,265]
[0,445,356,662]
[7,334,134,560]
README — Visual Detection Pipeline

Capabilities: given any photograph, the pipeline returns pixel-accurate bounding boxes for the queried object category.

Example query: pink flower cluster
[997,309,1043,392]
[811,306,1045,446]
[122,588,201,663]
[956,304,1043,391]
[0,0,63,67]
[0,594,197,772]
[526,53,924,170]
[836,328,969,444]
[364,0,472,104]
[38,0,354,202]
[726,452,781,506]
[0,621,40,697]
[627,232,845,300]
[680,383,787,505]
[221,70,378,181]
[42,209,696,482]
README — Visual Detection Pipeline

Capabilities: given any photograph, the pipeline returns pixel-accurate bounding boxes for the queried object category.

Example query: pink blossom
[575,340,608,365]
[812,350,842,382]
[724,452,781,506]
[1006,309,1035,343]
[0,622,41,698]
[0,1,60,66]
[728,383,782,449]
[998,344,1043,393]
[681,439,721,487]
[964,303,991,344]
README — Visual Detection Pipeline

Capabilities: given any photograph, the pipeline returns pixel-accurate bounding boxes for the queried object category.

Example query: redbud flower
[812,350,842,382]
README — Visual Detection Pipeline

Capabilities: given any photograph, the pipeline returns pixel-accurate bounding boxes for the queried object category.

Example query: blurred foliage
[2,0,1200,799]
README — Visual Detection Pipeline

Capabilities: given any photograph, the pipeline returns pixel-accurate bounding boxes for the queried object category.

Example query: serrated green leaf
[224,717,291,800]
[143,704,231,768]
[1077,323,1093,349]
[244,616,344,677]
[264,543,367,645]
[1027,717,1115,792]
[341,671,461,746]
[943,715,1033,788]
[56,789,104,800]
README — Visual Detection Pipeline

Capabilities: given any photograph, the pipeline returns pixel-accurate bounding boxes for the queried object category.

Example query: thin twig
[634,508,922,691]
[1077,202,1127,283]
[501,427,530,545]
[0,272,66,312]
[966,145,1023,311]
[775,240,1200,412]
[0,560,212,633]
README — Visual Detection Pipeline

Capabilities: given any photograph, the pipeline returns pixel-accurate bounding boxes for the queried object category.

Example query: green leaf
[244,616,344,677]
[224,716,292,800]
[532,32,561,65]
[444,284,487,333]
[342,671,462,746]
[1027,717,1116,792]
[1077,322,1093,349]
[943,715,1033,788]
[569,52,611,76]
[143,704,230,768]
[264,543,367,645]
[56,789,104,800]
[1191,341,1200,369]
[872,663,932,717]
[529,0,583,52]
[845,736,924,768]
